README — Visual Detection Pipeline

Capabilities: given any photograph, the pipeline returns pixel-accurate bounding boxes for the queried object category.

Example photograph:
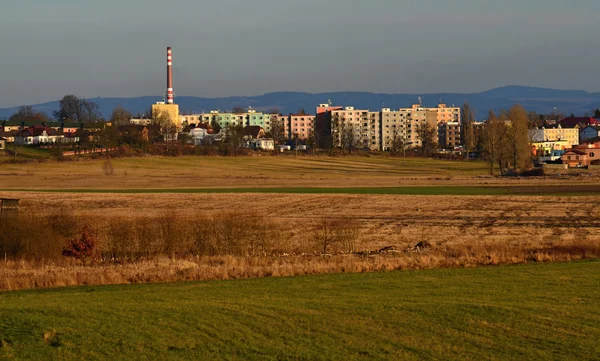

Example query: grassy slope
[1,262,599,361]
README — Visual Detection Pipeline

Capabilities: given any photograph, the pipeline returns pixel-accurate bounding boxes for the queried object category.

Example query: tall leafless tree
[461,103,475,158]
[417,122,437,157]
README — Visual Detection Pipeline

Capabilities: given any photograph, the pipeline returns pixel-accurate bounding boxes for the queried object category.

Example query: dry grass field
[1,156,599,290]
[1,155,598,190]
[1,190,599,290]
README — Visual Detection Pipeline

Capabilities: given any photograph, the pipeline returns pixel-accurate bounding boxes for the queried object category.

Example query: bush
[62,225,99,263]
[520,168,545,177]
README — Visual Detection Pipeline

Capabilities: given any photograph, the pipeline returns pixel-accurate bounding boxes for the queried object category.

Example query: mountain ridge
[1,86,598,120]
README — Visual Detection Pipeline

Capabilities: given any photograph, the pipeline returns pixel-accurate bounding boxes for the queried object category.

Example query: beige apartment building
[528,126,579,148]
[380,106,438,150]
[330,107,380,151]
[426,103,461,124]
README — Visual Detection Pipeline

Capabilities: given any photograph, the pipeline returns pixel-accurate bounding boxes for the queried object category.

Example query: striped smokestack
[167,47,174,104]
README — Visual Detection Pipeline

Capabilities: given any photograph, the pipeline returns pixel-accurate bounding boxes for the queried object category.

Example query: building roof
[564,149,588,155]
[243,126,264,138]
[581,125,600,131]
[16,126,59,137]
[2,120,84,128]
[0,130,18,137]
[558,117,600,128]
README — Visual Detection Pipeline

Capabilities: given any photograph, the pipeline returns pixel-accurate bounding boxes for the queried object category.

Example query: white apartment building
[330,107,380,151]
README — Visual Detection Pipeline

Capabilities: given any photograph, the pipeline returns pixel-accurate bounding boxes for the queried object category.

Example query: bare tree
[507,105,531,171]
[80,100,102,122]
[417,122,437,157]
[461,103,475,158]
[268,116,285,154]
[111,106,132,126]
[53,95,102,122]
[9,106,35,122]
[54,95,82,121]
[482,110,505,175]
[313,218,360,254]
[389,126,406,156]
[223,124,246,151]
[151,109,176,147]
[337,117,358,154]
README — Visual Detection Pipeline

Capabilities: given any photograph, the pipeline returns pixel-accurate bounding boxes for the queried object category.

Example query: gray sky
[1,0,599,107]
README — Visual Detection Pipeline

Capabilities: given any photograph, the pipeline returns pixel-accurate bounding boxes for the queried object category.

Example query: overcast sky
[1,0,599,107]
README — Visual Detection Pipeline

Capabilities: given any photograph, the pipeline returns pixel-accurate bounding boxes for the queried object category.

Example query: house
[0,137,6,151]
[562,143,600,168]
[579,126,600,143]
[256,138,275,151]
[243,126,266,141]
[0,130,17,143]
[532,140,570,162]
[558,117,600,129]
[243,126,273,150]
[189,128,210,145]
[14,126,63,145]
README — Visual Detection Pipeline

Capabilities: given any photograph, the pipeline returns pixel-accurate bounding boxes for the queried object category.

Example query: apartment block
[315,103,343,149]
[181,109,276,133]
[438,122,462,149]
[528,126,579,148]
[380,108,410,151]
[280,114,316,140]
[426,103,461,124]
[330,107,379,151]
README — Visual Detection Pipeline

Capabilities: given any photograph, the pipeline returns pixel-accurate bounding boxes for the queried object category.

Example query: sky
[1,0,599,107]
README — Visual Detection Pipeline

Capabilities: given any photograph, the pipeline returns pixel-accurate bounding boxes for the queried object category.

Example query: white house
[256,138,275,151]
[14,126,63,145]
[189,128,209,145]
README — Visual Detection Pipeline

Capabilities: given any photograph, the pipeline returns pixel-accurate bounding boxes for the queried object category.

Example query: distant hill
[1,86,599,121]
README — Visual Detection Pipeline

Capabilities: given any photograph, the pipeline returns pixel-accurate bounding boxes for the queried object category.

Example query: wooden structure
[0,198,20,215]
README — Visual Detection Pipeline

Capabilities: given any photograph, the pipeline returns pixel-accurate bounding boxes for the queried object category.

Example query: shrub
[62,225,99,263]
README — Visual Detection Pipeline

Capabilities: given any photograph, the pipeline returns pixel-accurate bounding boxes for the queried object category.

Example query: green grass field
[2,146,57,161]
[1,261,598,360]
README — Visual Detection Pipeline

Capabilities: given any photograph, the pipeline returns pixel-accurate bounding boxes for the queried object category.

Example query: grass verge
[0,261,598,360]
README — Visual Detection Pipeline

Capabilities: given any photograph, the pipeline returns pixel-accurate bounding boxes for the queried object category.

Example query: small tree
[62,225,99,263]
[210,119,222,134]
[389,126,406,156]
[313,218,360,254]
[482,110,505,175]
[269,116,285,153]
[417,122,437,157]
[111,106,133,126]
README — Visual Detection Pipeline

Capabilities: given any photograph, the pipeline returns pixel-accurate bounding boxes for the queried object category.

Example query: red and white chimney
[167,47,174,104]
